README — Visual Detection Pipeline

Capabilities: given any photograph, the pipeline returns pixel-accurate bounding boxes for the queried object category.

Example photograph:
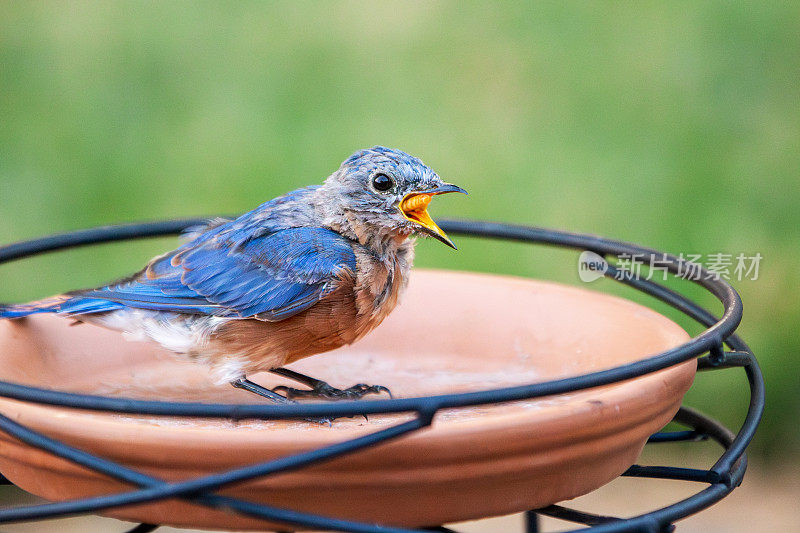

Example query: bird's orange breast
[206,252,406,375]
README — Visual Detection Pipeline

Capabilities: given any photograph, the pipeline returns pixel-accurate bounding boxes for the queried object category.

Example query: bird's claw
[272,383,392,401]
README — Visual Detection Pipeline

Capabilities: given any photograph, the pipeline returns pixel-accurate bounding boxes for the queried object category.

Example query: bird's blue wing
[78,227,357,321]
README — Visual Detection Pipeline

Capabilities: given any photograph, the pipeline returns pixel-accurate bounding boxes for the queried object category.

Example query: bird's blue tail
[0,295,124,319]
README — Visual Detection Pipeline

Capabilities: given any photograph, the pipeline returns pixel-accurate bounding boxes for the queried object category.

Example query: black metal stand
[0,219,764,532]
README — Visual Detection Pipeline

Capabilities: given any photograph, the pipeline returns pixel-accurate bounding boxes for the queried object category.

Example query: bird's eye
[371,173,394,192]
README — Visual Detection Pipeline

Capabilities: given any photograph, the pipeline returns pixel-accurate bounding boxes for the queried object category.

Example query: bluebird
[0,147,466,404]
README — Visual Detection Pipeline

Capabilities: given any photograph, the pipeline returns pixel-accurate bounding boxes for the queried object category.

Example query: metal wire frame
[0,218,764,533]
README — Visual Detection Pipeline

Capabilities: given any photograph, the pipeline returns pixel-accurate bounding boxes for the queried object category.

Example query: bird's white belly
[91,308,222,356]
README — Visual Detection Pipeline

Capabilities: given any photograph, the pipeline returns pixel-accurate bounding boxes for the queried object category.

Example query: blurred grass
[0,1,798,461]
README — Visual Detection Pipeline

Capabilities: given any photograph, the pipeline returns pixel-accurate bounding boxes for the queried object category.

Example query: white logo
[578,251,608,282]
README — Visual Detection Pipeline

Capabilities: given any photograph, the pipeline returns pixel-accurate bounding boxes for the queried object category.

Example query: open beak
[399,183,467,249]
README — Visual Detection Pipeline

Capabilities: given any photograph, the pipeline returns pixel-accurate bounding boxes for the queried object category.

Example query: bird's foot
[230,378,331,425]
[273,382,393,401]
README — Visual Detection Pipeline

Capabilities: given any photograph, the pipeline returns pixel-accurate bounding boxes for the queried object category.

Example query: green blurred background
[0,0,797,478]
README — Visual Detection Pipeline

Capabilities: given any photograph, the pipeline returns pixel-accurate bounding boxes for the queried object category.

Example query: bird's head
[321,146,467,249]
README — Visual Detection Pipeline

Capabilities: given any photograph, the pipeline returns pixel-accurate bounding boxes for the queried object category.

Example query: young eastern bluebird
[0,146,466,404]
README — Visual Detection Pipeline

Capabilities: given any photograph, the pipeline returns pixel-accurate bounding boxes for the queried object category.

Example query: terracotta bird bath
[0,269,695,530]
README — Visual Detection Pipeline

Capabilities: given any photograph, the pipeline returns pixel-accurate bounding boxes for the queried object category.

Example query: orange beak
[399,184,467,249]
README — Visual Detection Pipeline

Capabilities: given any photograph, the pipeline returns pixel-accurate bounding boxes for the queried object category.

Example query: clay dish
[0,270,695,530]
